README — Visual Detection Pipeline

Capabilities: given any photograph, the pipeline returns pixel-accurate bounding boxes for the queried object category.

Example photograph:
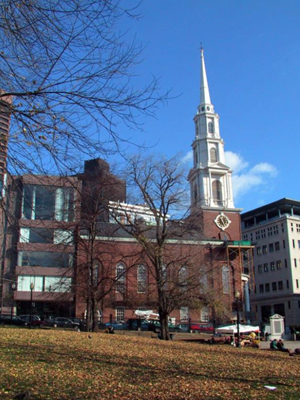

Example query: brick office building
[0,159,125,318]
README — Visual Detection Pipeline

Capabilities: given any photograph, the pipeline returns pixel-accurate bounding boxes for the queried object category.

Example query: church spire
[188,49,236,212]
[200,49,211,106]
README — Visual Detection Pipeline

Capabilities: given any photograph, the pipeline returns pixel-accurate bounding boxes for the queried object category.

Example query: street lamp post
[29,282,34,328]
[10,283,16,322]
[235,291,241,348]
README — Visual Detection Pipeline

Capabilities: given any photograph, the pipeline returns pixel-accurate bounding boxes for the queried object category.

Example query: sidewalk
[260,340,300,351]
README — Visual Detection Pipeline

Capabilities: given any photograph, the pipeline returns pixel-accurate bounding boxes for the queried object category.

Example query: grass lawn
[0,328,299,399]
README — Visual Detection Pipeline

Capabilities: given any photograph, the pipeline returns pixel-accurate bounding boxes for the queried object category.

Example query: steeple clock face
[214,213,231,231]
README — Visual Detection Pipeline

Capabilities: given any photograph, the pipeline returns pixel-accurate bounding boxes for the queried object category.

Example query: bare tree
[0,1,169,175]
[75,160,139,332]
[110,153,208,340]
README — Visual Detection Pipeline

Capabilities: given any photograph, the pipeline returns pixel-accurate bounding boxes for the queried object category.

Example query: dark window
[269,243,274,252]
[272,282,277,291]
[286,280,289,289]
[258,265,262,273]
[278,281,283,290]
[264,263,268,272]
[262,245,267,254]
[259,284,264,293]
[261,305,271,322]
[35,186,55,220]
[19,251,72,268]
[275,241,280,251]
[22,185,75,221]
[137,265,147,293]
[210,147,217,162]
[29,228,53,244]
[276,260,282,270]
[212,180,222,203]
[116,263,126,294]
[293,239,295,248]
[265,283,270,292]
[257,246,261,255]
[274,303,285,316]
[23,185,34,219]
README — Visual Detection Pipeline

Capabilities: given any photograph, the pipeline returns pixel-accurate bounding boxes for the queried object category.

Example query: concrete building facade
[241,198,300,328]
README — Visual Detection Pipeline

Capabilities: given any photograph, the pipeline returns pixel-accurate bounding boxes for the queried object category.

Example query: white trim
[79,235,224,246]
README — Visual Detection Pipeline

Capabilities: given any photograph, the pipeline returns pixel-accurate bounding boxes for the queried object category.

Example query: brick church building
[0,51,254,327]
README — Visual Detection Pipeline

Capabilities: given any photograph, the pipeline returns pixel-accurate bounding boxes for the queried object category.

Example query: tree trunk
[158,291,170,340]
[92,296,99,332]
[85,297,92,332]
[160,314,170,340]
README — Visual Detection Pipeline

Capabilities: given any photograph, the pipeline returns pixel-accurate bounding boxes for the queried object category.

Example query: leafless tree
[75,162,140,332]
[110,153,209,340]
[0,1,169,176]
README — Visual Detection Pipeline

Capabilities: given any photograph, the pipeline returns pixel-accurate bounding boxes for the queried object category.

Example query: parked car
[0,315,27,326]
[46,317,80,329]
[105,321,127,330]
[175,323,190,332]
[75,319,107,331]
[19,315,45,327]
[127,318,182,333]
[190,323,214,333]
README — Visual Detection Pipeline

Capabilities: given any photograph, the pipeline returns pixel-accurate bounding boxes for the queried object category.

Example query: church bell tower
[188,50,242,240]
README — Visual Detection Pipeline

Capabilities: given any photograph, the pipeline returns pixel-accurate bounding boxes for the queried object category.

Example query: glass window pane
[17,276,43,291]
[53,230,73,245]
[19,228,30,243]
[35,186,55,220]
[45,277,71,292]
[22,185,34,219]
[30,228,53,244]
[19,251,72,268]
[137,265,147,293]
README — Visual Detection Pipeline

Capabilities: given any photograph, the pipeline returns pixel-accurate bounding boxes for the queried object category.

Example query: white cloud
[225,151,278,199]
[225,151,248,174]
[181,150,193,164]
[250,162,277,177]
[182,149,278,201]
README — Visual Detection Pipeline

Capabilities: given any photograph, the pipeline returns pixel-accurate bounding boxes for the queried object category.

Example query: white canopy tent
[216,325,260,334]
[134,310,159,320]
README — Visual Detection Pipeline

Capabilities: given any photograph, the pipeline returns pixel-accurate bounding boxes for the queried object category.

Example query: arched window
[137,264,147,293]
[212,180,222,203]
[210,147,217,163]
[208,120,214,133]
[179,266,188,290]
[199,269,208,293]
[116,263,126,294]
[194,184,198,203]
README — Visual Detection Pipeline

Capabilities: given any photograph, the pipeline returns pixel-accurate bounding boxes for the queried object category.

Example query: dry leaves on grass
[0,328,299,399]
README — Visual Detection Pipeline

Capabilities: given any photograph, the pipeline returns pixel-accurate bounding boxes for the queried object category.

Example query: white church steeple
[200,48,212,107]
[188,49,236,211]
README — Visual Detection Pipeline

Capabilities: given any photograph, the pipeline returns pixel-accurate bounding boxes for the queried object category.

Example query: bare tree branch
[0,1,170,175]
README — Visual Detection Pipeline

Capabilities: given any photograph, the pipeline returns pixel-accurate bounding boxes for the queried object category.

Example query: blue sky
[114,0,300,212]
